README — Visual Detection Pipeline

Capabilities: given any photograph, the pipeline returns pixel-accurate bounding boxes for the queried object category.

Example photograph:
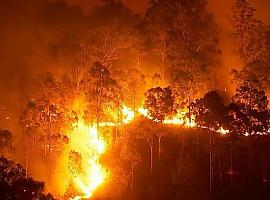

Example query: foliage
[0,156,55,200]
[228,72,270,135]
[145,87,175,122]
[231,0,264,63]
[191,91,226,130]
[87,61,122,124]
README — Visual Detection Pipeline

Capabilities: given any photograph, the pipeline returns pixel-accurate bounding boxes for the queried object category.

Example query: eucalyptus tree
[191,91,226,196]
[144,86,175,160]
[88,62,121,131]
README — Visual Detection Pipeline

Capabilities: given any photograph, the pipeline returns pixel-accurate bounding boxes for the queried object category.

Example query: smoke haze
[0,0,270,130]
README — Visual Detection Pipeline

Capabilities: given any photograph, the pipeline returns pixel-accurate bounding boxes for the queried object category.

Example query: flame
[138,107,197,127]
[122,106,135,124]
[69,120,107,200]
[62,97,108,200]
[163,116,196,127]
[62,99,229,199]
[138,107,149,117]
[68,104,135,199]
[217,127,230,135]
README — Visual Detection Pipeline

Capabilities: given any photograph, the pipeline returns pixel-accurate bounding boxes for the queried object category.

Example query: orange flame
[70,120,107,200]
[62,100,229,199]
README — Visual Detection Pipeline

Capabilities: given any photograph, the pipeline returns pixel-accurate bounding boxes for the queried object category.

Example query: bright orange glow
[217,127,230,135]
[56,97,108,200]
[70,120,107,200]
[122,105,135,124]
[60,99,229,199]
[163,114,196,127]
[138,107,149,117]
[138,107,197,127]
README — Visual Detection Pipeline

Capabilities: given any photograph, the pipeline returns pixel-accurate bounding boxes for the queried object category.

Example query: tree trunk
[209,131,212,198]
[133,91,136,119]
[44,136,47,158]
[230,141,233,198]
[196,131,199,160]
[158,135,162,160]
[131,164,134,191]
[26,137,29,179]
[150,145,153,175]
[136,40,141,71]
[219,158,222,185]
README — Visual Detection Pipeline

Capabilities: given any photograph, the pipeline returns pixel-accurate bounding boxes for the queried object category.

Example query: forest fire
[1,0,270,200]
[68,121,107,200]
[65,103,206,198]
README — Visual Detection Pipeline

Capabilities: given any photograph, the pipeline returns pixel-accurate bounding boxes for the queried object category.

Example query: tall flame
[61,97,108,200]
[70,120,107,200]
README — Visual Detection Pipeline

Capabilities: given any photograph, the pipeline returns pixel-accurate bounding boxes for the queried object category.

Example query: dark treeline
[1,0,270,199]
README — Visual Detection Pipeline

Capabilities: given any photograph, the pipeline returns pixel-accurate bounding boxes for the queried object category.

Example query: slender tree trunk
[150,145,153,175]
[131,164,134,191]
[26,137,29,179]
[219,158,222,185]
[136,40,141,71]
[188,95,191,126]
[116,107,122,141]
[196,131,199,160]
[133,91,136,119]
[209,131,212,198]
[230,141,233,198]
[158,135,162,160]
[44,136,47,158]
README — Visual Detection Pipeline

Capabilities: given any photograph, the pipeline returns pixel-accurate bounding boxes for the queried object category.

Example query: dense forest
[1,0,270,199]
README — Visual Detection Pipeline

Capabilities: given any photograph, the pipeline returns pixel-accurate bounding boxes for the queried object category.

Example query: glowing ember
[217,127,230,135]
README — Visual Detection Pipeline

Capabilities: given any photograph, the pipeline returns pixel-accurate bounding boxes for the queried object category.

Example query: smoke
[0,0,89,130]
[208,0,270,93]
[62,0,270,93]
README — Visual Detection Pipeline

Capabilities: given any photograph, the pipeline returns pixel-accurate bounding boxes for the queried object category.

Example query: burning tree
[87,62,122,130]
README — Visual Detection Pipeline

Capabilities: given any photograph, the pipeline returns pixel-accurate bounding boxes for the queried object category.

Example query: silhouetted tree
[145,87,176,159]
[229,72,269,136]
[191,91,226,195]
[0,157,55,200]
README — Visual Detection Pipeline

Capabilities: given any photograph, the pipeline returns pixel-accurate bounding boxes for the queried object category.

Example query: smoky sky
[0,0,270,130]
[0,0,91,130]
[1,0,270,88]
